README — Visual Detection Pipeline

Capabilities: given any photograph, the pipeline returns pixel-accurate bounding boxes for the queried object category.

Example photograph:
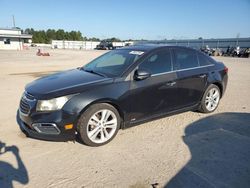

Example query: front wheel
[77,103,120,146]
[199,84,221,113]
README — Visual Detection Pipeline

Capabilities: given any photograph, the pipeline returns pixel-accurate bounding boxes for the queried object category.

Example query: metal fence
[138,38,250,51]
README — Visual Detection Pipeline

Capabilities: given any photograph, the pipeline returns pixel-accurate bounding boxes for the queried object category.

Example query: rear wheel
[77,103,120,146]
[199,84,221,113]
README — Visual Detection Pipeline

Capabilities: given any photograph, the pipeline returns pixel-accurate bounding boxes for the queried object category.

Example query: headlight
[36,95,74,112]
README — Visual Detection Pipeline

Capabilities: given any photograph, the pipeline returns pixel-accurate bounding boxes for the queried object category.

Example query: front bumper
[17,110,76,141]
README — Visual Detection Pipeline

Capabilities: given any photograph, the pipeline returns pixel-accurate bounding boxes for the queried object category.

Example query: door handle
[199,74,207,78]
[166,81,176,86]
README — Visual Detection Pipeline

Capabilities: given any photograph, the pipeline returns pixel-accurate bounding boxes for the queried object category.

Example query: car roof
[120,44,195,52]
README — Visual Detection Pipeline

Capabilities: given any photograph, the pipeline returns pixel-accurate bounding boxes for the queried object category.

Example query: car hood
[26,69,112,99]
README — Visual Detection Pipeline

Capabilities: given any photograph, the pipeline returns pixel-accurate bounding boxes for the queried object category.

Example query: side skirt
[122,103,200,129]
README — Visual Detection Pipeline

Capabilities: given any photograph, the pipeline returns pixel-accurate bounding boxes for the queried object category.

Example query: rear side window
[173,48,199,70]
[139,49,172,75]
[198,54,213,66]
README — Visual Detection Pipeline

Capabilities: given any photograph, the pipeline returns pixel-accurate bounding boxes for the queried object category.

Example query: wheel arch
[199,82,223,105]
[76,98,125,129]
[211,82,223,97]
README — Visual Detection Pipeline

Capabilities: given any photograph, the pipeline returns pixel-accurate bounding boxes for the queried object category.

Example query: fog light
[32,123,60,135]
[65,124,73,130]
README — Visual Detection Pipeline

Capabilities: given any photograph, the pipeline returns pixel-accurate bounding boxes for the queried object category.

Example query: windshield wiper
[81,68,106,77]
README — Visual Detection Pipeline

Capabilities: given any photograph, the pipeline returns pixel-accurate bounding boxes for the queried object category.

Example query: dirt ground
[0,48,249,188]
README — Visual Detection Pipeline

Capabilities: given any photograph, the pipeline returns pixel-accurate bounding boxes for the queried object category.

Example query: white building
[52,40,100,50]
[51,40,134,50]
[0,28,32,50]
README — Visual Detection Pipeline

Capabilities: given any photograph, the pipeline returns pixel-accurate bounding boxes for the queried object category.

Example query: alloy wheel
[205,88,220,111]
[86,109,118,144]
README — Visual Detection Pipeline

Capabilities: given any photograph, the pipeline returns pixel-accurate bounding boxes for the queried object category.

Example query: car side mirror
[134,69,151,81]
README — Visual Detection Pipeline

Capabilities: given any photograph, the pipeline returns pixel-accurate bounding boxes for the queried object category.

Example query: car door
[172,48,208,108]
[128,48,179,122]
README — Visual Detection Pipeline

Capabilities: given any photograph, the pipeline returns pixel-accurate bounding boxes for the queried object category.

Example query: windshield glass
[83,49,144,77]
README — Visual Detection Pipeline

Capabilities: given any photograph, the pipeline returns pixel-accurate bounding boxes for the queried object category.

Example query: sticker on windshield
[129,51,144,55]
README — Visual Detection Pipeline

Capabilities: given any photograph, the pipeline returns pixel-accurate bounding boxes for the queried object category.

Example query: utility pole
[12,15,16,28]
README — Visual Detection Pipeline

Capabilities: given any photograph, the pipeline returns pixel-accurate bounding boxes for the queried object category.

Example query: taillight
[224,67,228,73]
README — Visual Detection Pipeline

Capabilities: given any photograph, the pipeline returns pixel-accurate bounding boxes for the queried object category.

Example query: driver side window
[139,49,172,75]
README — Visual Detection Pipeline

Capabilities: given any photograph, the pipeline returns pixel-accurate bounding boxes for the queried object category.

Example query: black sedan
[18,45,228,146]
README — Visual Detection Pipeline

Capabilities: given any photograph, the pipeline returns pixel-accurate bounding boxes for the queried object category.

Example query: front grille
[19,98,31,115]
[25,92,35,100]
[19,92,36,115]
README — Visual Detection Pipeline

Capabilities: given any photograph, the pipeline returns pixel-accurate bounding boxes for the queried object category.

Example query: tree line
[24,28,122,44]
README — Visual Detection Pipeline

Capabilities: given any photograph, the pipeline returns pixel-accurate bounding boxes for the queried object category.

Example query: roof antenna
[12,15,16,28]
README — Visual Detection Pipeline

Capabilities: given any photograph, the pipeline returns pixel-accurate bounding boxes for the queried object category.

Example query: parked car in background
[211,48,223,56]
[18,45,228,146]
[96,40,114,50]
[96,40,126,50]
[223,46,250,57]
[200,45,212,56]
[239,48,250,58]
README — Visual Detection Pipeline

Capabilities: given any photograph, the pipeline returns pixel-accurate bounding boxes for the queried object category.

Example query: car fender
[63,81,130,124]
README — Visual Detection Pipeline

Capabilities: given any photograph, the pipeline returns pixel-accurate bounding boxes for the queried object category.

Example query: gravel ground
[0,49,249,188]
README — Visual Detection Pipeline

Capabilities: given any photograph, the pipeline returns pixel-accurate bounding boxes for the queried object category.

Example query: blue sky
[0,0,250,40]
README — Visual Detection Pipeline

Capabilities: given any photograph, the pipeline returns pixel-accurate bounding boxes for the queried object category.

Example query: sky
[0,0,250,40]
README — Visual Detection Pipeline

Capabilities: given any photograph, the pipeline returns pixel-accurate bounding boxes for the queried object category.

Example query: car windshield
[83,49,144,77]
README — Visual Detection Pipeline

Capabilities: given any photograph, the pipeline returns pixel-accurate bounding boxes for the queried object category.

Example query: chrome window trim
[151,64,214,77]
[151,70,175,77]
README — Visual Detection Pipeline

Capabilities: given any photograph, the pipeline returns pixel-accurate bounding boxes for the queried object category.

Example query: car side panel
[207,63,228,96]
[176,67,209,108]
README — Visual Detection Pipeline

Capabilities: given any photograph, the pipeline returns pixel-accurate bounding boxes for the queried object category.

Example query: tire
[77,103,120,146]
[199,84,221,113]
